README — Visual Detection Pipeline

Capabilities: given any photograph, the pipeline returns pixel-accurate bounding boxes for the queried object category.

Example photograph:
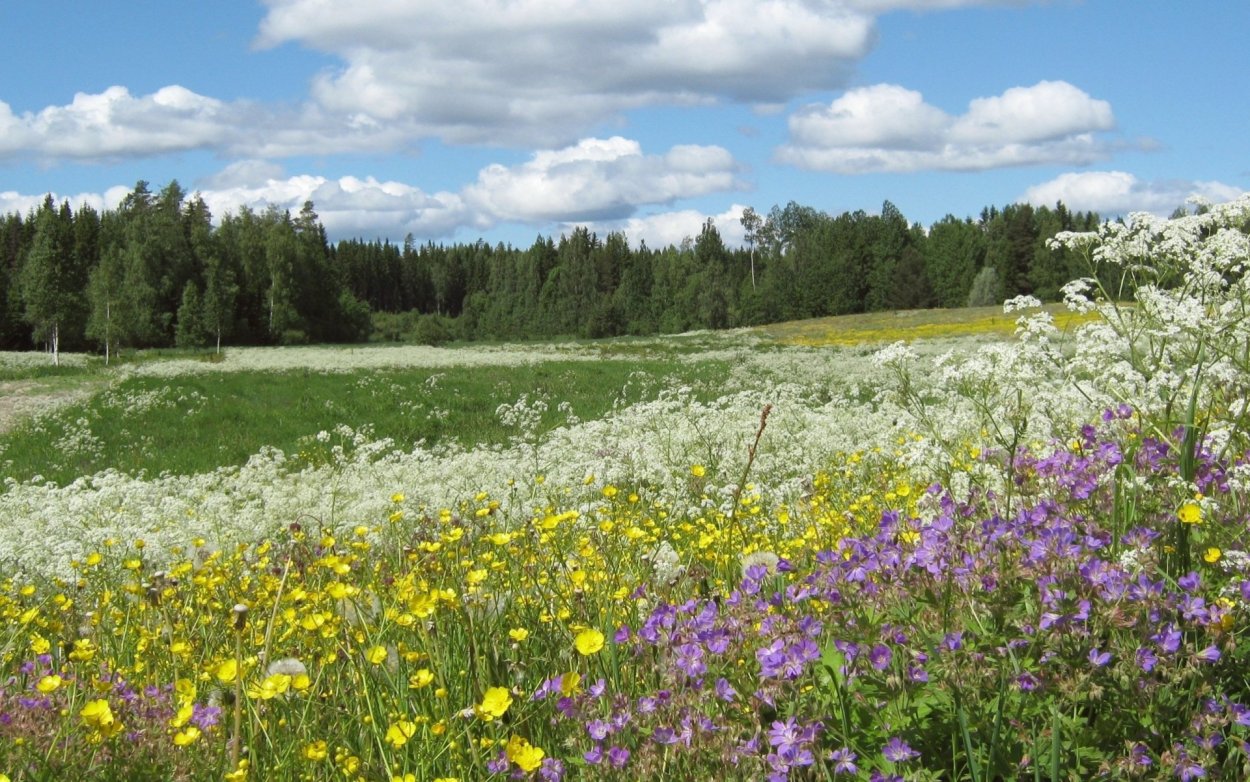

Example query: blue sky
[1,1,1246,248]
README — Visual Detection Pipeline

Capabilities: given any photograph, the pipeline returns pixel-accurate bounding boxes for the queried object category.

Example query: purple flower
[1178,571,1201,592]
[1128,742,1152,767]
[757,639,787,678]
[192,703,222,730]
[1137,647,1158,673]
[583,745,603,765]
[607,746,630,769]
[768,717,802,753]
[652,727,678,745]
[538,758,565,782]
[830,747,858,775]
[674,642,706,679]
[882,736,919,763]
[1153,625,1182,654]
[1088,647,1112,667]
[869,644,892,671]
[714,677,738,703]
[1195,645,1221,664]
[587,719,611,741]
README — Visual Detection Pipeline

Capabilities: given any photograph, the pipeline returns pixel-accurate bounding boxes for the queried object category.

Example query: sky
[0,1,1246,249]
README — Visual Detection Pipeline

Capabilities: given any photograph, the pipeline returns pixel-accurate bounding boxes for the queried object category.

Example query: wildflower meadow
[2,195,1250,780]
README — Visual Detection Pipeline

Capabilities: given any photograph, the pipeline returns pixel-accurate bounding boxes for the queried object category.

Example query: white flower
[740,550,780,575]
[266,657,307,678]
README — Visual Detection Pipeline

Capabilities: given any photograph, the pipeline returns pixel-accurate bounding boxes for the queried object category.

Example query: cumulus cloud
[599,204,750,250]
[6,136,742,241]
[463,137,741,222]
[256,0,877,144]
[1,2,1050,158]
[0,87,412,163]
[777,81,1117,173]
[192,167,472,239]
[1021,171,1247,216]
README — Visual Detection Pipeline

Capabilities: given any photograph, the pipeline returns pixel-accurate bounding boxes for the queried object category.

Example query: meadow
[1,196,1249,781]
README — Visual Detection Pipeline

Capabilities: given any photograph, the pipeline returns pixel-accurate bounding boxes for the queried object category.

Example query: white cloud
[0,189,123,217]
[0,87,412,163]
[777,81,1117,173]
[462,137,742,222]
[193,169,471,240]
[5,136,741,242]
[257,0,877,144]
[0,2,1051,159]
[593,204,750,249]
[1021,171,1247,216]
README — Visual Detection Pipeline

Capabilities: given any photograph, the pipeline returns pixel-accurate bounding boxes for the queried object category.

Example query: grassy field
[2,267,1248,782]
[0,304,1055,485]
[0,304,1028,488]
[0,357,736,488]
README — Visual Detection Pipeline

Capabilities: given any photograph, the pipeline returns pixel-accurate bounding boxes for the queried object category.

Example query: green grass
[0,357,728,488]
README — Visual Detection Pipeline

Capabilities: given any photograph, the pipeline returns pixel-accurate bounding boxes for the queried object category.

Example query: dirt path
[0,380,101,434]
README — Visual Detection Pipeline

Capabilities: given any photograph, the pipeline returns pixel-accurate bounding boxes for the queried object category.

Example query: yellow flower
[215,659,239,683]
[508,627,529,643]
[68,638,97,662]
[505,734,545,772]
[80,698,123,738]
[386,719,417,748]
[303,740,328,761]
[170,701,194,728]
[365,645,389,665]
[174,678,196,702]
[1178,501,1203,525]
[1204,547,1222,564]
[560,671,581,696]
[224,759,249,781]
[36,675,62,694]
[409,669,435,689]
[477,686,513,721]
[246,674,292,700]
[391,492,406,503]
[691,465,706,478]
[574,628,605,656]
[173,726,201,746]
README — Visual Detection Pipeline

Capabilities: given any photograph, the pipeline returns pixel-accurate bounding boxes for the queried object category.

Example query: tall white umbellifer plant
[1052,194,1250,573]
[1052,194,1250,462]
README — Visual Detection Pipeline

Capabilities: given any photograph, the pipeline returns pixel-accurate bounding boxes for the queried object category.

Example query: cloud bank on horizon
[0,0,1244,247]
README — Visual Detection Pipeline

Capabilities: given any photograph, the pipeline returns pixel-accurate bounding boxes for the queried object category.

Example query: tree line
[0,179,1103,358]
[338,199,1102,342]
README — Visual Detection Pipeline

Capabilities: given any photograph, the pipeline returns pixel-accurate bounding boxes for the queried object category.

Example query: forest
[0,179,1104,356]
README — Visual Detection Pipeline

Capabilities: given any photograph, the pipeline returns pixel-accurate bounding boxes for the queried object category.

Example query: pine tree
[18,198,74,364]
[175,282,208,348]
